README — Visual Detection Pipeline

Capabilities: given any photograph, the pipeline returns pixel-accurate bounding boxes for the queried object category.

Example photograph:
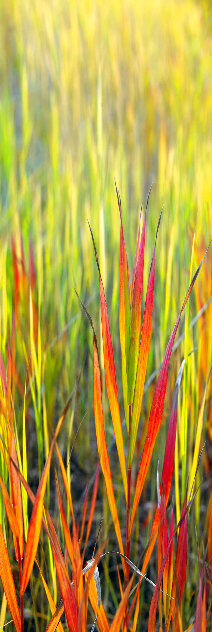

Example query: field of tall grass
[0,0,211,630]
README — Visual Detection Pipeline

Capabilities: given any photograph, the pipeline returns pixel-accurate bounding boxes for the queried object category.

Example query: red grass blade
[129,233,158,465]
[141,359,185,574]
[148,499,189,632]
[127,213,146,405]
[0,353,7,396]
[50,542,78,632]
[130,247,210,533]
[161,360,184,502]
[165,499,188,631]
[20,394,73,595]
[117,184,131,430]
[11,237,20,322]
[132,208,142,296]
[10,429,24,561]
[0,524,21,632]
[89,221,127,500]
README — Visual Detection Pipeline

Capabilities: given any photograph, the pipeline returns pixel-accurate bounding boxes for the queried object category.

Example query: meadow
[0,0,211,630]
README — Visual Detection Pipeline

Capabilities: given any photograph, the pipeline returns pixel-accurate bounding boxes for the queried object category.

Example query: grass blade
[93,335,125,559]
[127,213,145,404]
[20,393,73,595]
[117,185,131,430]
[130,245,211,533]
[0,525,21,632]
[89,221,127,500]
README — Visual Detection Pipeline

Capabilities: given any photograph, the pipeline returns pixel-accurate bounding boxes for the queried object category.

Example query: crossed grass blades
[0,188,211,631]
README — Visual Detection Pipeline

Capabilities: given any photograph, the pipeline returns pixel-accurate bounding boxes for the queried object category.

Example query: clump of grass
[0,189,211,631]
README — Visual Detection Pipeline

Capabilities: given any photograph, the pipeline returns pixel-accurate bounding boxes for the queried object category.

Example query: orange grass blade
[195,574,203,632]
[130,246,210,533]
[45,604,65,632]
[0,476,20,542]
[80,543,108,632]
[127,213,146,405]
[0,525,21,632]
[9,453,62,554]
[35,559,64,632]
[55,473,75,568]
[20,394,73,595]
[109,575,134,632]
[89,221,127,500]
[55,442,76,530]
[75,292,125,561]
[84,463,100,555]
[93,336,125,558]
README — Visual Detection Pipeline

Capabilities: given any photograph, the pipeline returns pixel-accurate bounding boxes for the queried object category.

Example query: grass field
[0,0,211,630]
